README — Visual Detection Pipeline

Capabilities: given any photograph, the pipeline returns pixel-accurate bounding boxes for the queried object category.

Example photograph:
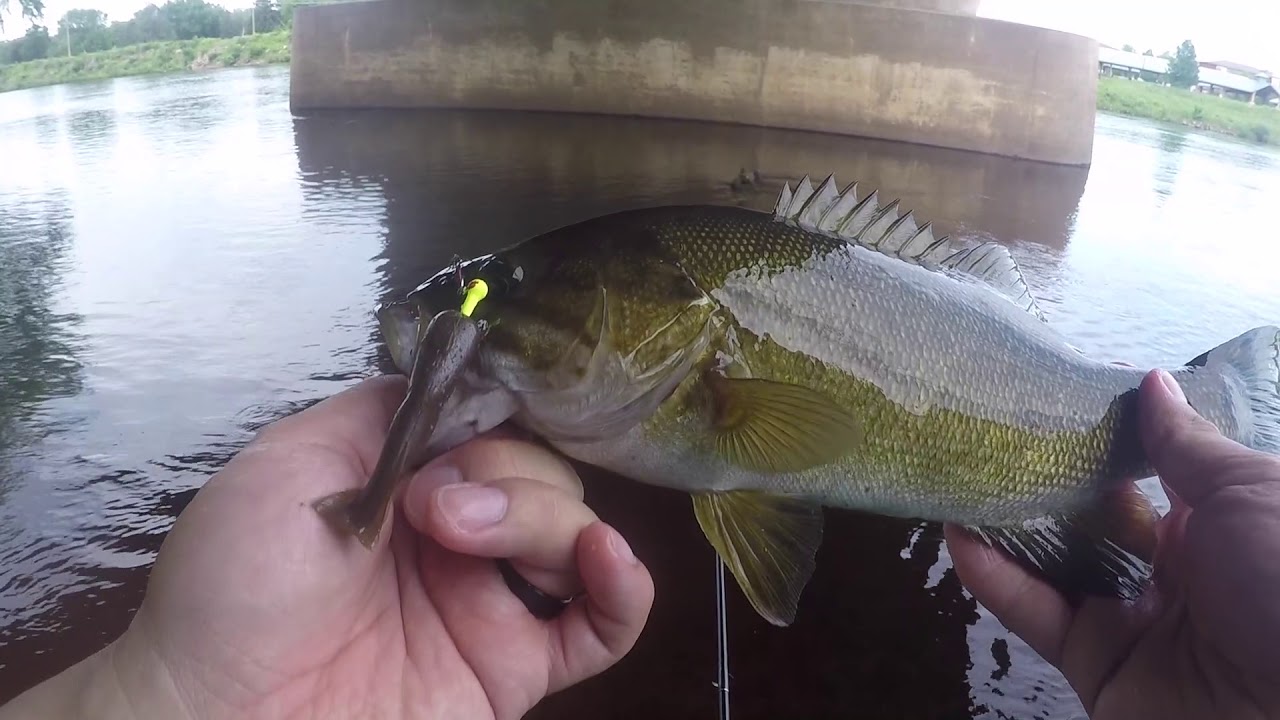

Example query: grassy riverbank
[0,30,289,93]
[1097,76,1280,146]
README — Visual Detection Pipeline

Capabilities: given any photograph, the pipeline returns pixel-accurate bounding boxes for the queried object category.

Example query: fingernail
[1156,369,1187,404]
[407,465,463,517]
[438,484,507,531]
[607,527,639,566]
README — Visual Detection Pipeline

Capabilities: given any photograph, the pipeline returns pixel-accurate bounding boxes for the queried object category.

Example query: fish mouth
[376,298,421,374]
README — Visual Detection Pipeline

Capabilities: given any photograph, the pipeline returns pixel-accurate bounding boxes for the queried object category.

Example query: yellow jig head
[460,278,489,318]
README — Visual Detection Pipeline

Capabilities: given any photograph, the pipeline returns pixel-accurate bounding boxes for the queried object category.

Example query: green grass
[0,30,290,93]
[1097,75,1280,146]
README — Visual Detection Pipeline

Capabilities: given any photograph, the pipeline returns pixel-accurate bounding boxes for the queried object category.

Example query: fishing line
[715,556,730,720]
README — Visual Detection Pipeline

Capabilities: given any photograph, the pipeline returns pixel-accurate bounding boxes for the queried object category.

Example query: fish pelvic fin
[692,491,824,627]
[313,488,387,550]
[1186,325,1280,455]
[770,173,1047,322]
[965,482,1159,604]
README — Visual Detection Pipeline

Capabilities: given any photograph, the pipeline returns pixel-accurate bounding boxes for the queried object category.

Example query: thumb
[1139,368,1274,507]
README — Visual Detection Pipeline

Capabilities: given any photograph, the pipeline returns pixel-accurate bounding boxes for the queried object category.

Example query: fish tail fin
[1185,325,1280,455]
[967,482,1158,604]
[312,488,386,550]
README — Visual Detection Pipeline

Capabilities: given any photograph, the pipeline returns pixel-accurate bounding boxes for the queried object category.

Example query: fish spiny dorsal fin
[939,242,1047,321]
[772,182,794,219]
[873,210,919,255]
[859,199,903,246]
[782,175,816,220]
[836,189,880,239]
[796,174,841,230]
[771,175,1048,322]
[897,223,949,265]
[816,181,859,233]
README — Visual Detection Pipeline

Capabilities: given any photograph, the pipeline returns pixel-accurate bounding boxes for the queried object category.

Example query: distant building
[1098,46,1168,82]
[1195,60,1279,106]
[1098,48,1279,106]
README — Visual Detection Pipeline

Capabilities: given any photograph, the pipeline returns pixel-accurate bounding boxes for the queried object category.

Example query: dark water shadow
[291,108,1090,718]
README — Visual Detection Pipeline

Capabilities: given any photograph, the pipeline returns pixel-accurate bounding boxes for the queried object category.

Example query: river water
[1,65,1278,718]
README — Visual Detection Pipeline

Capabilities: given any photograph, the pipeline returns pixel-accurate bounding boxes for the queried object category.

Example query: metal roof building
[1098,47,1169,78]
[1098,47,1279,106]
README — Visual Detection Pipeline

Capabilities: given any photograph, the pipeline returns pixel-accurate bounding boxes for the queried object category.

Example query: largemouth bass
[365,174,1280,626]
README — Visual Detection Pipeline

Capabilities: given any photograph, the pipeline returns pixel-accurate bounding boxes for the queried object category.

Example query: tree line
[0,0,297,65]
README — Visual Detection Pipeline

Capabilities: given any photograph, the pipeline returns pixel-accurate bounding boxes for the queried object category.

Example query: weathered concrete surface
[289,0,1098,165]
[847,0,980,14]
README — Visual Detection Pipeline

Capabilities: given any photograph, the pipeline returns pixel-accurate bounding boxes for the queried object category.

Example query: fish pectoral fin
[707,374,862,473]
[692,491,824,627]
[964,482,1159,604]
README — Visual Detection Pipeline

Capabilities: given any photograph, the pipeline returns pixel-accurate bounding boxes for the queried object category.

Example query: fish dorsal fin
[796,173,841,230]
[937,242,1047,322]
[771,174,1047,322]
[780,175,815,221]
[772,182,793,217]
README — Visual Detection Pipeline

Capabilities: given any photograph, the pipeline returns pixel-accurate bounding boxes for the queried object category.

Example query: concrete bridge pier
[289,0,1099,166]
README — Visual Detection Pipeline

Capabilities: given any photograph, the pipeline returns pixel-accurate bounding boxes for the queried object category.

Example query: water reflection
[1153,129,1187,206]
[293,108,1090,298]
[291,107,1093,718]
[0,194,85,484]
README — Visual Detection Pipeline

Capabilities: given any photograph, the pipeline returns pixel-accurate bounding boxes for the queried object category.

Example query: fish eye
[471,255,523,299]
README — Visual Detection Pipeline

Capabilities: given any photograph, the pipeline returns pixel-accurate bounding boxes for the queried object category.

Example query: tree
[1167,39,1200,89]
[161,0,229,40]
[1143,49,1154,56]
[125,4,177,43]
[252,0,282,32]
[1122,44,1134,53]
[13,22,50,59]
[57,8,111,53]
[0,0,46,31]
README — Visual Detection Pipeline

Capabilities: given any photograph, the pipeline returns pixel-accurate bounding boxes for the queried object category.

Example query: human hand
[2,375,654,720]
[946,368,1280,719]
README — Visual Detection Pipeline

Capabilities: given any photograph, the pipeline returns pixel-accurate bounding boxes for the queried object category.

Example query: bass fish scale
[379,172,1280,628]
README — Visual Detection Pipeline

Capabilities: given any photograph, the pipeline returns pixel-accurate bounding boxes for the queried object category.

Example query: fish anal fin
[706,373,862,473]
[965,483,1158,604]
[692,491,824,626]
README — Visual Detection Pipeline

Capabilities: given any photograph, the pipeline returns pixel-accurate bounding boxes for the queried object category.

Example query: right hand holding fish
[946,368,1280,720]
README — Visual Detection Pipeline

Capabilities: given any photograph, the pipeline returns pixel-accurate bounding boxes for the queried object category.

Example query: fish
[370,173,1280,626]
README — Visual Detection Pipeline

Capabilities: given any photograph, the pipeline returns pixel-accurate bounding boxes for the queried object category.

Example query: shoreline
[1097,76,1280,147]
[0,30,289,94]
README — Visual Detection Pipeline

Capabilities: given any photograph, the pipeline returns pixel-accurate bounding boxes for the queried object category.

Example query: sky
[0,0,252,38]
[3,0,1279,74]
[977,0,1280,74]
